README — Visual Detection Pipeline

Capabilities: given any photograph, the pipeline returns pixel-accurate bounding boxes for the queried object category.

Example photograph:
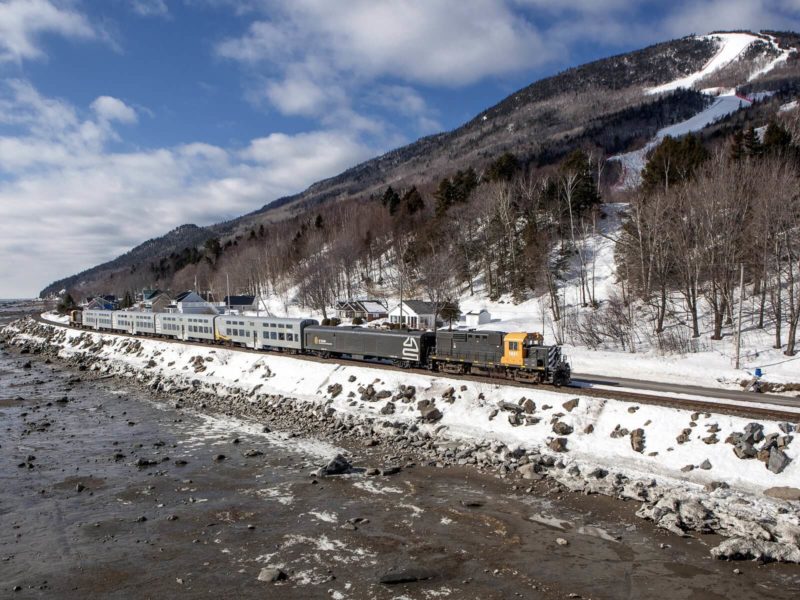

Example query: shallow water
[1,344,799,599]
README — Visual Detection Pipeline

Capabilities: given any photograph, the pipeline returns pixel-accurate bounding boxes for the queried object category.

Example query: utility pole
[226,273,231,315]
[735,262,744,370]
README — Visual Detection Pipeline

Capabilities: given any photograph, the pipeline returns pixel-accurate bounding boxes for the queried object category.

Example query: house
[174,291,218,314]
[140,290,172,313]
[336,299,388,322]
[388,300,437,330]
[465,309,491,327]
[85,295,118,310]
[224,295,257,312]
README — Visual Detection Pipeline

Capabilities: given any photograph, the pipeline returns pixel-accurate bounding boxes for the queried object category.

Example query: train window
[278,333,285,341]
[509,341,518,351]
[286,325,293,329]
[270,332,276,340]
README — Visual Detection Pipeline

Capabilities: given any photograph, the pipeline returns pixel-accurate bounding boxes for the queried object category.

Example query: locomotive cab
[500,332,544,367]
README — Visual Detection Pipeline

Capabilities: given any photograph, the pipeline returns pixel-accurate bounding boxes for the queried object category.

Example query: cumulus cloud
[91,96,138,124]
[0,0,98,63]
[0,81,376,298]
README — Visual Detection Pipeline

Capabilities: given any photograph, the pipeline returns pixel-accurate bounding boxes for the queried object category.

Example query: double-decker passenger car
[215,316,316,353]
[155,313,215,342]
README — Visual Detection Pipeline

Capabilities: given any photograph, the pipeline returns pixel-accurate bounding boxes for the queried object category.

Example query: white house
[174,291,218,314]
[388,300,437,330]
[465,309,491,327]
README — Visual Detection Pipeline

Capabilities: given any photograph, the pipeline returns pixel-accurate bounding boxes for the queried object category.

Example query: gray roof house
[388,300,437,330]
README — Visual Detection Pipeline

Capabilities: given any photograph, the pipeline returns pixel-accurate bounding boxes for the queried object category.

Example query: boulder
[562,398,579,412]
[743,422,764,445]
[699,459,712,470]
[518,463,543,480]
[763,486,800,501]
[257,567,288,583]
[552,422,574,436]
[316,454,353,476]
[380,402,396,415]
[710,538,800,563]
[498,400,522,413]
[548,438,568,452]
[326,383,343,398]
[419,406,443,422]
[629,428,646,453]
[522,399,536,414]
[733,442,757,459]
[767,448,791,474]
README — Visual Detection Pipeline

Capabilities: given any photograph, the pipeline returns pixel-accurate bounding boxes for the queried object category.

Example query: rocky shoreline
[4,317,800,564]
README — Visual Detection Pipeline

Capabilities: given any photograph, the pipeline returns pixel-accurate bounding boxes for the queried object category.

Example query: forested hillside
[41,31,800,359]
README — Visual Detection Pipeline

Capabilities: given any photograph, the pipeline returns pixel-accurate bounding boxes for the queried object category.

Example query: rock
[743,422,764,445]
[348,375,357,383]
[556,537,569,546]
[767,448,791,474]
[522,399,536,414]
[763,486,800,501]
[680,464,694,472]
[704,481,729,492]
[316,454,353,476]
[778,422,794,434]
[214,454,226,461]
[699,459,712,470]
[379,568,436,585]
[629,428,646,453]
[733,442,757,459]
[243,449,264,458]
[419,406,443,422]
[518,463,542,480]
[365,468,380,476]
[257,567,288,583]
[676,428,692,444]
[702,434,719,445]
[375,390,392,400]
[627,406,639,413]
[381,466,401,476]
[380,401,396,415]
[327,383,343,398]
[562,398,579,412]
[710,537,800,563]
[583,424,594,434]
[75,483,85,493]
[552,422,573,436]
[497,400,522,413]
[488,409,498,421]
[508,413,521,427]
[548,438,568,452]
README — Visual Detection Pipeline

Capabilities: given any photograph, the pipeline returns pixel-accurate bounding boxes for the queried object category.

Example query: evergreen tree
[729,130,744,162]
[641,134,709,192]
[762,120,792,155]
[382,186,401,216]
[121,291,133,309]
[402,186,425,215]
[743,126,761,157]
[561,149,600,212]
[486,152,519,182]
[314,213,324,229]
[434,178,455,216]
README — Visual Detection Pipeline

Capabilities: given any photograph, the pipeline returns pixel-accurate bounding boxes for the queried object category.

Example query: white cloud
[91,96,138,124]
[130,0,170,18]
[0,0,98,63]
[0,80,377,298]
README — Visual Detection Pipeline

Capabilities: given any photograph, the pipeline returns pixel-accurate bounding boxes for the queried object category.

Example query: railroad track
[24,315,800,422]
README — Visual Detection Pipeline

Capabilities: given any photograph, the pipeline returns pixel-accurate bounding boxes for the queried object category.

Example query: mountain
[41,30,800,298]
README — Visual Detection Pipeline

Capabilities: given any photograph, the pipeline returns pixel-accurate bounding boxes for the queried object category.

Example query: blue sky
[1,0,799,298]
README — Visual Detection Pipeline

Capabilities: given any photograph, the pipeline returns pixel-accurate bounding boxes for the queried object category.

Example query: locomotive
[71,309,571,385]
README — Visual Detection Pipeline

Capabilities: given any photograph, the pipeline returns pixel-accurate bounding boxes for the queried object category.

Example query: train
[71,308,571,385]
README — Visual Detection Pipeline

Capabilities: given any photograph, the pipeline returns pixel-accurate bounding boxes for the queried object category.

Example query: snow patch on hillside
[647,33,783,95]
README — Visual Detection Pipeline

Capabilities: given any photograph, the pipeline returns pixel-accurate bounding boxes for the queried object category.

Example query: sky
[1,0,799,298]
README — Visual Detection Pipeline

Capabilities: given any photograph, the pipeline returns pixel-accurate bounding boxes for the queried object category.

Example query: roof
[224,295,256,306]
[142,289,165,301]
[466,309,488,315]
[391,300,437,315]
[175,291,206,303]
[355,300,387,313]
